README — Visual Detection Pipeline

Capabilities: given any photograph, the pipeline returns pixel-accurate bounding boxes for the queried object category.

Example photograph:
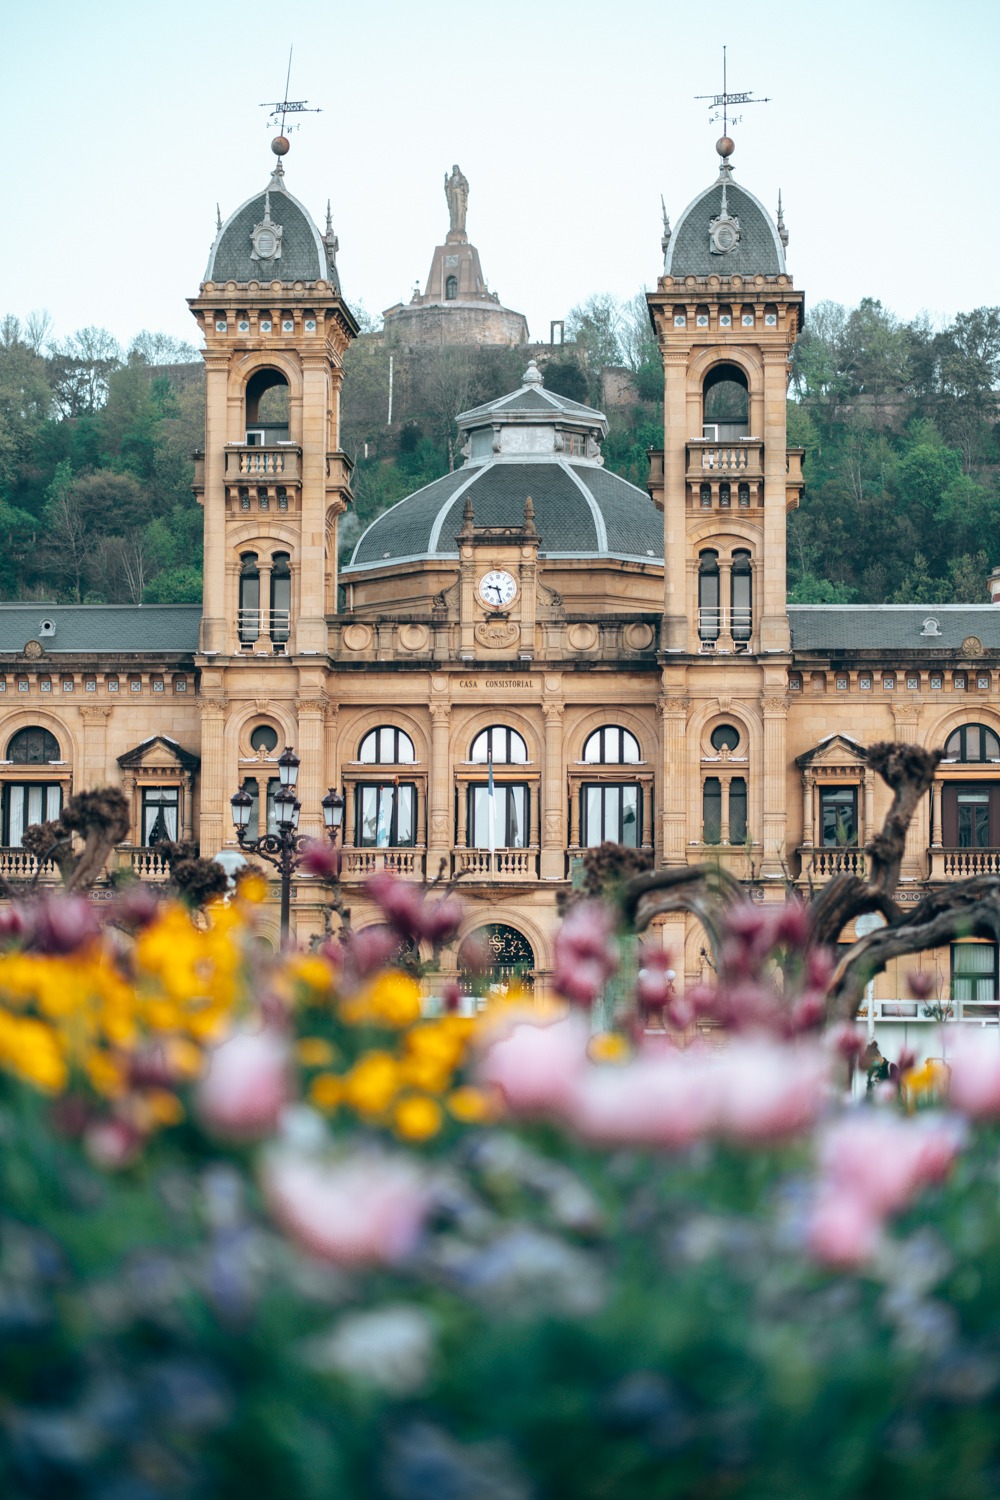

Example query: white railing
[455,848,539,878]
[128,847,171,880]
[807,848,866,878]
[863,998,1000,1024]
[342,848,425,878]
[932,848,1000,878]
[233,448,288,476]
[692,442,760,473]
[238,609,290,646]
[0,848,57,881]
[698,607,752,647]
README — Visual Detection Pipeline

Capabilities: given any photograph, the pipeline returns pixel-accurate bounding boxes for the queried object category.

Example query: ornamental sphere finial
[716,135,735,160]
[271,135,290,157]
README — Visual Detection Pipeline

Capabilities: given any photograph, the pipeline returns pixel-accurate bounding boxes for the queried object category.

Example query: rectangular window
[703,777,722,844]
[582,784,640,847]
[3,783,62,847]
[468,784,528,849]
[356,783,416,848]
[820,786,858,847]
[243,777,279,840]
[729,777,748,843]
[951,943,997,1012]
[142,787,179,845]
[957,791,990,848]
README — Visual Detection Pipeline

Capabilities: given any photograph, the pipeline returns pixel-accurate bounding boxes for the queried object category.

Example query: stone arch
[455,913,546,990]
[452,706,542,764]
[226,699,299,762]
[1,710,77,768]
[928,706,1000,754]
[569,705,652,763]
[228,350,302,402]
[228,521,300,553]
[688,518,761,551]
[686,700,761,846]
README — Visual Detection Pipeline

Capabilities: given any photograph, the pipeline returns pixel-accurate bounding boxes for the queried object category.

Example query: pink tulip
[262,1151,428,1267]
[713,1040,829,1144]
[298,840,342,880]
[478,1016,591,1115]
[197,1029,291,1141]
[567,1055,716,1149]
[420,895,463,945]
[807,1189,884,1269]
[947,1038,1000,1118]
[818,1115,959,1217]
[552,902,618,1006]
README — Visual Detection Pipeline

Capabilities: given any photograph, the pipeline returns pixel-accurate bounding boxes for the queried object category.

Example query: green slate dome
[345,363,664,571]
[205,163,340,288]
[665,147,786,279]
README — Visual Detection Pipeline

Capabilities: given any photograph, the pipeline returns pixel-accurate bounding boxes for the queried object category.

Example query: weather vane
[260,48,321,136]
[695,46,770,135]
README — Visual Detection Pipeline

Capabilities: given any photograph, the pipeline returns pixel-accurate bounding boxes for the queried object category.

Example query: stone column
[641,781,653,849]
[256,561,273,653]
[716,560,733,652]
[295,693,329,838]
[659,693,690,865]
[863,769,876,845]
[719,774,731,845]
[78,705,112,792]
[200,356,230,655]
[759,695,789,876]
[182,771,194,841]
[801,770,815,849]
[121,774,138,844]
[198,696,228,856]
[428,702,452,868]
[760,350,792,652]
[343,783,356,849]
[540,698,564,880]
[661,351,689,650]
[932,781,943,849]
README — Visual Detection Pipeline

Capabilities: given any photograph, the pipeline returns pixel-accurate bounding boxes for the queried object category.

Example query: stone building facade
[1,137,999,1044]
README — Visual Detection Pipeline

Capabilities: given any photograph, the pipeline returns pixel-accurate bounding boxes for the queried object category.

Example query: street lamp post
[230,746,344,941]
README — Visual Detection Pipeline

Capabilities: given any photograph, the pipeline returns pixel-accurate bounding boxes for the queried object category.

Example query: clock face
[479,569,517,608]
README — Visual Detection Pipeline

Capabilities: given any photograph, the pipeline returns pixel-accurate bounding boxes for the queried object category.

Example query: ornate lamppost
[230,747,344,940]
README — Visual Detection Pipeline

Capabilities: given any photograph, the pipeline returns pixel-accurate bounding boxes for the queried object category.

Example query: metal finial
[260,46,321,139]
[216,203,222,234]
[695,46,771,138]
[776,190,789,248]
[326,199,333,236]
[660,194,672,267]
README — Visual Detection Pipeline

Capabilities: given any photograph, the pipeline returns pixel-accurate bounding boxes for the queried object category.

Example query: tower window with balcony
[703,363,749,442]
[239,553,260,645]
[359,727,416,764]
[244,367,290,445]
[698,550,720,643]
[142,787,179,846]
[270,552,291,646]
[820,786,858,847]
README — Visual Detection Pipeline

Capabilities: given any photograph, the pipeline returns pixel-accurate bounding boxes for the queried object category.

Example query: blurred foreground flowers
[2,880,1000,1497]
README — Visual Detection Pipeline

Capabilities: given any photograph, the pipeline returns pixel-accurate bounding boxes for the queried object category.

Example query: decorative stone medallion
[567,623,599,651]
[475,621,519,650]
[398,623,430,652]
[342,623,373,651]
[623,622,656,651]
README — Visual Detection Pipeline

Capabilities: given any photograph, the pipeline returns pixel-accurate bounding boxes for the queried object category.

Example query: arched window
[270,552,291,645]
[698,551,720,643]
[3,728,63,849]
[459,924,535,1001]
[703,363,749,441]
[946,724,1000,762]
[583,726,640,764]
[470,727,528,764]
[731,550,752,647]
[250,724,279,754]
[445,275,458,301]
[244,367,290,443]
[359,726,416,764]
[8,727,60,764]
[239,553,260,645]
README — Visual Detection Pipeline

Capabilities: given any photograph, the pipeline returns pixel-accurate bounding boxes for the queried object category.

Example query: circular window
[710,724,740,753]
[250,724,279,753]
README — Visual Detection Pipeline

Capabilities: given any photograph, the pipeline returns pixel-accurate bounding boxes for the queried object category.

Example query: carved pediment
[795,733,868,771]
[118,736,200,773]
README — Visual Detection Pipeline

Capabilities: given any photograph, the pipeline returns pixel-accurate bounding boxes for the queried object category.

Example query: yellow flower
[343,1050,401,1116]
[393,1093,443,1142]
[364,971,423,1028]
[237,872,269,905]
[289,956,335,996]
[400,1053,453,1095]
[165,1036,205,1079]
[902,1058,950,1106]
[588,1032,631,1065]
[141,1089,186,1128]
[447,1085,498,1125]
[308,1072,343,1112]
[296,1036,337,1068]
[84,1048,127,1099]
[6,1018,67,1094]
[405,1021,465,1069]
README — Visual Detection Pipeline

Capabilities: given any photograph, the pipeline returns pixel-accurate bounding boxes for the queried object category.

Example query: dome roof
[665,165,786,279]
[346,363,663,571]
[205,165,338,287]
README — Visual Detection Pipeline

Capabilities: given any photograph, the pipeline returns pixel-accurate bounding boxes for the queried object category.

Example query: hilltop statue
[444,164,469,236]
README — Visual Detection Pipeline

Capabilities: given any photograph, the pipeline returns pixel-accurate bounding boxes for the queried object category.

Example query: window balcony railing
[698,608,752,650]
[125,846,172,881]
[929,847,1000,879]
[687,439,763,477]
[455,848,539,880]
[225,445,302,481]
[238,610,290,649]
[800,847,867,880]
[0,847,59,882]
[860,998,1000,1025]
[341,848,426,880]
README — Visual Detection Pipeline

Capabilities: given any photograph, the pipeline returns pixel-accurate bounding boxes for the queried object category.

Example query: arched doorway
[459,923,535,1002]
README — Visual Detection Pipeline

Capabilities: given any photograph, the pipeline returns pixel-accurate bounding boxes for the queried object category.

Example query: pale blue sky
[9,0,998,348]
